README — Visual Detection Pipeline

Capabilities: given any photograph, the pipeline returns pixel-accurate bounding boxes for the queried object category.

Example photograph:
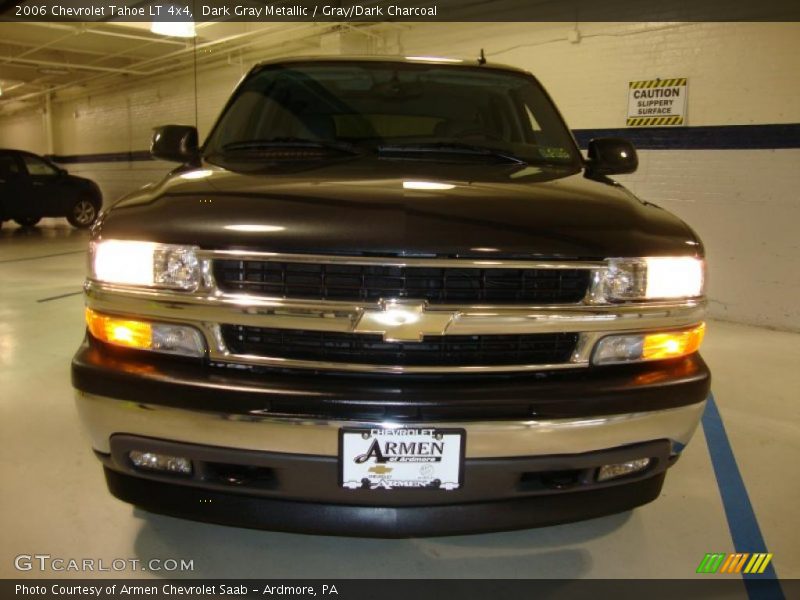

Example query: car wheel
[67,199,98,228]
[14,216,42,227]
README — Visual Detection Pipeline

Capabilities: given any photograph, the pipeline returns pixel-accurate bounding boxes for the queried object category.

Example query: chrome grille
[212,260,591,304]
[221,325,579,367]
[85,251,706,374]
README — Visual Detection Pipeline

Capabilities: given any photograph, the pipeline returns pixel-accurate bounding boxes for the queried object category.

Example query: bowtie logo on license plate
[353,300,458,342]
[368,465,394,475]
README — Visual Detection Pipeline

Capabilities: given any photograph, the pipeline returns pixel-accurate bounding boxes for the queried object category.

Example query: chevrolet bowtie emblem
[353,300,457,342]
[368,465,394,475]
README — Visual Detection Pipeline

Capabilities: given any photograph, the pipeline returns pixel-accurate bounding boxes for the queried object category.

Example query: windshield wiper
[378,142,527,165]
[221,137,361,155]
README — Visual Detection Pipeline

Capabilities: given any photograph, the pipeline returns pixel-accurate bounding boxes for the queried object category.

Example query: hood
[95,157,700,259]
[66,172,99,189]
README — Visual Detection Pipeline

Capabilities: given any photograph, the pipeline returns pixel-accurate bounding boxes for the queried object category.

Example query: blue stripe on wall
[48,150,154,164]
[46,123,800,164]
[574,123,800,150]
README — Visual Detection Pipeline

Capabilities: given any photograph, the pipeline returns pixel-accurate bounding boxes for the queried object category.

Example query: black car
[0,149,102,229]
[72,57,709,536]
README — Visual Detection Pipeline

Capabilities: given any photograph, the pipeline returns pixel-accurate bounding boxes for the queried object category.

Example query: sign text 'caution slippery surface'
[627,78,687,127]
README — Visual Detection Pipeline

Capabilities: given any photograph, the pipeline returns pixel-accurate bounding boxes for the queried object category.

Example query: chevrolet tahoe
[72,56,710,536]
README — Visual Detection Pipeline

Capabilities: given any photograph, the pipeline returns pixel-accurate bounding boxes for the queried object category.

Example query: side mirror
[586,138,638,176]
[151,125,200,164]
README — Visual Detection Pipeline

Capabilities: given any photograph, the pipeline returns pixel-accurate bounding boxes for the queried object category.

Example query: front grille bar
[213,260,591,304]
[221,325,579,367]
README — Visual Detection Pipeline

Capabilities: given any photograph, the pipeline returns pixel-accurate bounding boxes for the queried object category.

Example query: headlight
[90,240,201,290]
[604,257,704,301]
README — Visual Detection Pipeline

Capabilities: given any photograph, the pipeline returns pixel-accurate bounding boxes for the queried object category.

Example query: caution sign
[627,78,687,127]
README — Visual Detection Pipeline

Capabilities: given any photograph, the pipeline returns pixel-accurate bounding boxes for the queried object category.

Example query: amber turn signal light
[85,308,206,357]
[642,323,706,361]
[85,308,152,350]
[593,323,706,365]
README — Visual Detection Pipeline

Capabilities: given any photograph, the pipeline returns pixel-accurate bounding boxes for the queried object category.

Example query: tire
[67,198,98,228]
[14,216,41,227]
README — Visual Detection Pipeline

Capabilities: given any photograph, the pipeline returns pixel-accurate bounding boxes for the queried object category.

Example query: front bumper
[103,463,668,537]
[72,341,709,535]
[76,391,705,460]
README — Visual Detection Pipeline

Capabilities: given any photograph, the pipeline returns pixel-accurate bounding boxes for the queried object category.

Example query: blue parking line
[702,394,783,600]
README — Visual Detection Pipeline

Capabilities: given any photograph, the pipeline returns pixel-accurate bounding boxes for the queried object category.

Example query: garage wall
[0,22,797,330]
[0,110,47,154]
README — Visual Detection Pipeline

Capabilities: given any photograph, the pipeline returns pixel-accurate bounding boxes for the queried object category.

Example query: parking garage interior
[0,11,798,585]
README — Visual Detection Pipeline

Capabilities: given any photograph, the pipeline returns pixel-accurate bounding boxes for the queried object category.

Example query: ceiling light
[151,21,196,38]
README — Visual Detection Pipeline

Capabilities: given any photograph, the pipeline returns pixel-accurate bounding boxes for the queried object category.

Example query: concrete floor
[1,219,797,580]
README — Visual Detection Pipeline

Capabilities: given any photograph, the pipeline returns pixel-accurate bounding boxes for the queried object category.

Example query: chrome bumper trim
[85,278,705,317]
[76,391,706,459]
[85,282,705,335]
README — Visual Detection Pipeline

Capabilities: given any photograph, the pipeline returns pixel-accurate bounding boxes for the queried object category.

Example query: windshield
[204,61,581,167]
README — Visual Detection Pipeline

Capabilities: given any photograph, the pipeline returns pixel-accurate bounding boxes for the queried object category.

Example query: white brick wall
[0,22,798,330]
[54,62,245,155]
[0,110,47,153]
[616,150,800,330]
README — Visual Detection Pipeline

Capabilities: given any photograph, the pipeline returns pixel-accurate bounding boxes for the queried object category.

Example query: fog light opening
[129,450,192,475]
[596,458,651,482]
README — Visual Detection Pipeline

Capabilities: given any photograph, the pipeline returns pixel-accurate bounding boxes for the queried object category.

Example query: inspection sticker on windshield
[340,428,464,491]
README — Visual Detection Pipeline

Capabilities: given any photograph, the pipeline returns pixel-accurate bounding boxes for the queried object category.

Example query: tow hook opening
[203,463,278,490]
[519,468,586,491]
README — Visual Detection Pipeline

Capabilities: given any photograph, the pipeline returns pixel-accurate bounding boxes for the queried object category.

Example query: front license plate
[340,428,465,491]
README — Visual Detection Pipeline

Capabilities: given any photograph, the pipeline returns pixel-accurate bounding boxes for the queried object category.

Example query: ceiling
[0,18,395,113]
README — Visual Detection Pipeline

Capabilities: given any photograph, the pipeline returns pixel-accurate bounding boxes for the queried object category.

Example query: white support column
[43,89,55,155]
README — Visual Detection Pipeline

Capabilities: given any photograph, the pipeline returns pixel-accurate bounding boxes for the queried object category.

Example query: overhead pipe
[1,55,148,75]
[0,30,80,66]
[20,22,188,45]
